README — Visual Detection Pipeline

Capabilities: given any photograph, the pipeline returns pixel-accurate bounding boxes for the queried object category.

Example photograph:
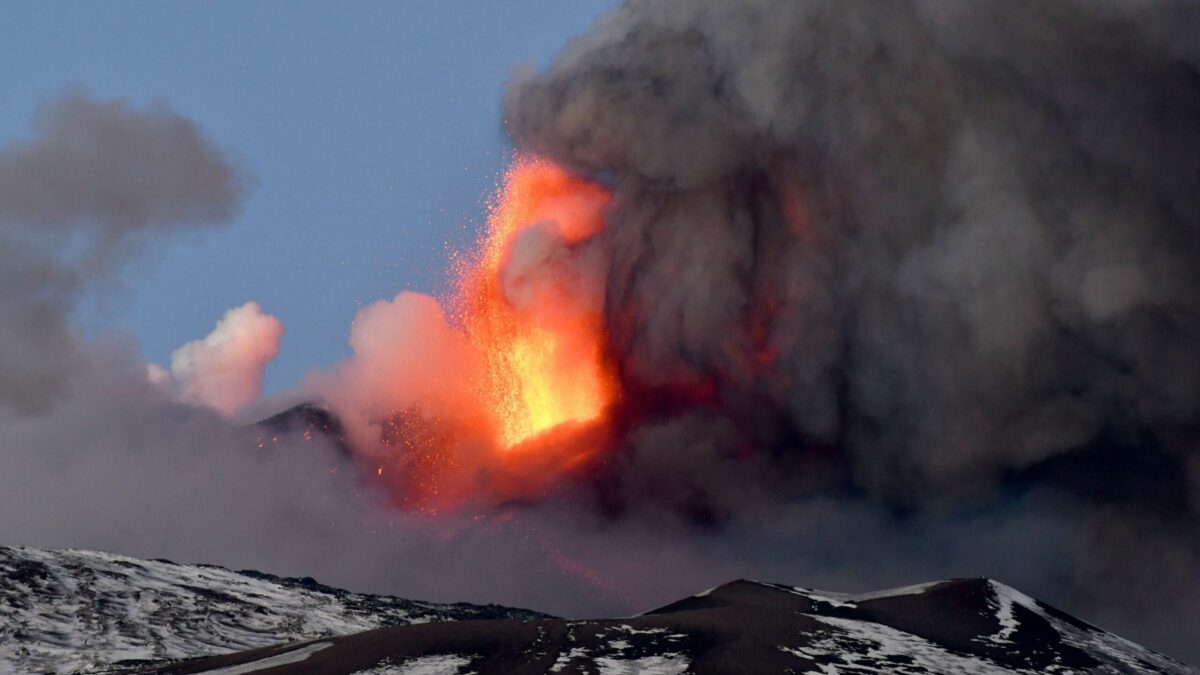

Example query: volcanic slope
[142,577,1189,674]
[0,546,546,674]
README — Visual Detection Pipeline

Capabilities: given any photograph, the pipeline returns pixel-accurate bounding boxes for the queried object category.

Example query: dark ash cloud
[505,0,1200,660]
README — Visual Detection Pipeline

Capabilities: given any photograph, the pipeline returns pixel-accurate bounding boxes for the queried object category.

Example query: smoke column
[286,0,1200,658]
[507,0,1200,503]
[293,0,1200,657]
[488,0,1200,659]
[0,90,248,415]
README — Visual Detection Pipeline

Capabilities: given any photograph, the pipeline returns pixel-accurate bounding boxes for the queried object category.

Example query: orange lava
[453,156,615,449]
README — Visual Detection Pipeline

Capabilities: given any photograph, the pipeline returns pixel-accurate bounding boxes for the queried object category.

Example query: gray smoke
[0,88,811,652]
[0,90,249,415]
[0,91,604,630]
[506,0,1200,660]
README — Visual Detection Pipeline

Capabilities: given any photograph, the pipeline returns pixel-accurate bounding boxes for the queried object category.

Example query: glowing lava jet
[453,156,616,450]
[334,156,618,511]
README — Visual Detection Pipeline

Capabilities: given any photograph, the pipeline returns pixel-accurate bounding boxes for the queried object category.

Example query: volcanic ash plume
[322,0,1200,523]
[506,0,1200,504]
[0,89,249,416]
[291,0,1200,655]
[486,0,1200,658]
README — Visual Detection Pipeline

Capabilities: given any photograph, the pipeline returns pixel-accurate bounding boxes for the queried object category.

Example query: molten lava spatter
[454,157,614,448]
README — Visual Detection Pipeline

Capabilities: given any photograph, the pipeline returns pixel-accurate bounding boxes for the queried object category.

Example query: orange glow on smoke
[454,156,615,448]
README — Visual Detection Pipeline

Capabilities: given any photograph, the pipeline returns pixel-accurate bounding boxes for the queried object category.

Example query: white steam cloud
[170,302,283,417]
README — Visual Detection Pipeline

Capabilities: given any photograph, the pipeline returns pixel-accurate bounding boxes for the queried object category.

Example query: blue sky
[0,1,614,393]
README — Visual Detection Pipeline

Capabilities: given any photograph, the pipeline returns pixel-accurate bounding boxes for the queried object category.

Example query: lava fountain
[453,156,616,450]
[318,155,618,511]
[326,155,619,510]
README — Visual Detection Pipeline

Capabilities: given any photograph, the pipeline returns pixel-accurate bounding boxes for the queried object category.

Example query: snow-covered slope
[152,578,1191,674]
[0,546,545,675]
[1,545,1190,674]
[757,580,1190,673]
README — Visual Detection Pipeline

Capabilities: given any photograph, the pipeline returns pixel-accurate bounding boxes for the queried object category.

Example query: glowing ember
[454,156,615,448]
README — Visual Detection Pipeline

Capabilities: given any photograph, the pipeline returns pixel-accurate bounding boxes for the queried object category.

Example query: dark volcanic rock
[252,402,352,457]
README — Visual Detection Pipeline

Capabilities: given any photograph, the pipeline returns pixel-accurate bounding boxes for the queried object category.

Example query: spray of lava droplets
[342,156,618,511]
[454,156,616,450]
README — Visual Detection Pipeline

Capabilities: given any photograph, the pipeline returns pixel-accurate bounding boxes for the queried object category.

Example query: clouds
[0,89,364,616]
[0,90,250,415]
[170,302,283,417]
[300,290,489,459]
[0,89,248,231]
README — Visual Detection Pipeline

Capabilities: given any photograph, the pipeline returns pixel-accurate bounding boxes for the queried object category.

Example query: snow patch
[801,614,1026,674]
[594,654,690,675]
[609,624,673,636]
[778,580,943,609]
[359,654,475,675]
[984,580,1031,645]
[549,647,589,672]
[193,641,332,675]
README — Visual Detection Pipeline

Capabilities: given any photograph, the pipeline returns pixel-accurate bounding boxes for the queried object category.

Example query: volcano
[1,0,1198,671]
[0,546,1187,674]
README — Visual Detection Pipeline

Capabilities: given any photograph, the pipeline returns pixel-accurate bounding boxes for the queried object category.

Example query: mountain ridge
[0,545,1190,674]
[0,545,545,674]
[144,576,1191,674]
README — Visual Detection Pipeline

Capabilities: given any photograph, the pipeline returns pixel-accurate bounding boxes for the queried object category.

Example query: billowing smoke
[319,291,482,439]
[496,0,1200,659]
[170,302,284,417]
[0,91,681,643]
[3,1,1200,666]
[0,89,249,415]
[506,0,1200,500]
